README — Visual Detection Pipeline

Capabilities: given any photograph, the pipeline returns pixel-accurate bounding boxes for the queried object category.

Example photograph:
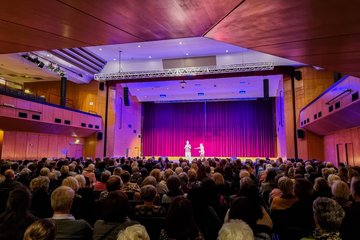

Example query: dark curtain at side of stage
[142,100,275,157]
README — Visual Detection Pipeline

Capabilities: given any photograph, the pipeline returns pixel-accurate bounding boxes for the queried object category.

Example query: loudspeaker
[97,132,103,140]
[263,79,269,99]
[334,72,342,82]
[99,82,105,91]
[297,129,305,139]
[294,71,302,81]
[124,87,130,106]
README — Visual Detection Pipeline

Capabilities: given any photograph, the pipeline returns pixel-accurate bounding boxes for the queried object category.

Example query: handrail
[325,89,352,105]
[0,104,42,114]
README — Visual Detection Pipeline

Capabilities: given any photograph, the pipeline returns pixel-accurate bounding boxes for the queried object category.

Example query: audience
[0,157,359,240]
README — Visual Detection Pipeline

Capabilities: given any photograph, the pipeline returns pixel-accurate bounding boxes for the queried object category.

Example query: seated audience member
[93,191,138,240]
[120,171,141,194]
[313,177,332,198]
[82,164,96,187]
[301,197,344,240]
[99,175,122,200]
[134,185,166,218]
[259,168,277,197]
[17,167,32,187]
[270,176,297,212]
[29,176,53,218]
[117,224,150,240]
[58,165,70,180]
[327,174,341,187]
[341,177,360,240]
[162,175,185,204]
[94,170,111,192]
[130,166,142,183]
[51,186,93,240]
[218,219,254,240]
[150,169,168,194]
[0,169,22,189]
[23,218,56,240]
[281,178,315,239]
[227,196,272,239]
[178,172,190,193]
[0,187,37,240]
[160,197,204,240]
[188,168,201,189]
[331,180,351,209]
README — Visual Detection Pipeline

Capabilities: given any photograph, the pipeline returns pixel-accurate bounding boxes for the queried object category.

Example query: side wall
[1,131,83,160]
[284,67,334,159]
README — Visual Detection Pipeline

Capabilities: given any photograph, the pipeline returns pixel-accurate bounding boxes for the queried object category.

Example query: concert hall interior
[1,1,360,240]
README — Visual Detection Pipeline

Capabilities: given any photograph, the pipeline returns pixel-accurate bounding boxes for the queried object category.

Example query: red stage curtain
[142,100,275,157]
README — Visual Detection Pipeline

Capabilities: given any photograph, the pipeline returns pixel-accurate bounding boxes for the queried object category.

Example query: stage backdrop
[142,100,275,157]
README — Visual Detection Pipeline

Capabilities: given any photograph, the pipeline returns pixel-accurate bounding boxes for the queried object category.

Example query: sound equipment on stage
[294,71,302,81]
[124,87,130,106]
[297,129,305,139]
[97,132,103,140]
[263,79,269,99]
[99,82,105,91]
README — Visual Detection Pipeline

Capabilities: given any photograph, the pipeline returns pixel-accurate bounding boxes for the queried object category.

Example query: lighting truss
[94,62,274,81]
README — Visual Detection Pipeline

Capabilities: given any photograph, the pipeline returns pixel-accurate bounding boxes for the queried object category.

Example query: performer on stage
[184,140,192,160]
[195,143,205,158]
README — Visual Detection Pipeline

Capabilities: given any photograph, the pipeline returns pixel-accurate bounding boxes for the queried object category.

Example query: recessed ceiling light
[239,81,247,84]
[225,50,229,53]
[148,56,152,59]
[46,54,51,57]
[137,89,140,91]
[160,94,166,98]
[179,41,183,45]
[166,88,169,90]
[185,53,189,56]
[144,96,147,98]
[239,90,246,94]
[113,58,116,61]
[198,93,205,96]
[137,45,141,48]
[99,48,102,51]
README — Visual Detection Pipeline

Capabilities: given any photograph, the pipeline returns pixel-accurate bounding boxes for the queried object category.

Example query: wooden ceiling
[1,0,360,76]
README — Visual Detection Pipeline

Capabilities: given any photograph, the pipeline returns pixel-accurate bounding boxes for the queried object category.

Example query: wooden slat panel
[206,0,360,76]
[26,132,39,160]
[0,0,142,54]
[1,131,16,160]
[14,131,27,160]
[38,134,50,159]
[60,0,241,40]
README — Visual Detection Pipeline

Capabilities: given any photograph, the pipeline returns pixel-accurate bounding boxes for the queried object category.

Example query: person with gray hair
[51,186,93,240]
[117,224,150,240]
[218,219,254,240]
[301,197,344,240]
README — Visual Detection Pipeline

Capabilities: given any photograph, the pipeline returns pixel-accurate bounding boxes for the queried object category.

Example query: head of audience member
[60,165,69,176]
[228,196,262,230]
[313,177,331,197]
[141,176,157,187]
[7,187,32,214]
[85,163,95,173]
[30,176,50,192]
[120,171,131,184]
[51,186,74,214]
[102,190,130,222]
[175,167,183,175]
[106,175,122,192]
[100,170,111,183]
[312,197,345,232]
[39,167,50,177]
[188,169,198,183]
[117,224,150,240]
[113,167,122,176]
[239,169,250,179]
[164,169,175,181]
[238,177,258,201]
[150,169,161,183]
[165,197,199,239]
[293,178,313,200]
[178,172,189,187]
[4,169,16,180]
[74,174,86,189]
[23,219,56,240]
[278,176,294,198]
[350,177,360,202]
[327,174,341,186]
[166,175,182,196]
[264,168,277,183]
[332,180,350,201]
[48,172,58,181]
[218,219,254,240]
[62,176,79,193]
[213,172,225,187]
[140,185,157,204]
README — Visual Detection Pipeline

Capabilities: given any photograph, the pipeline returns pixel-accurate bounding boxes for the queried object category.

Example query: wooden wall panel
[1,131,15,159]
[26,133,39,160]
[284,67,334,159]
[38,134,50,158]
[14,132,27,160]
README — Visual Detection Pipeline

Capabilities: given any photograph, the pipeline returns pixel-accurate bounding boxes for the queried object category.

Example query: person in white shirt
[184,140,192,160]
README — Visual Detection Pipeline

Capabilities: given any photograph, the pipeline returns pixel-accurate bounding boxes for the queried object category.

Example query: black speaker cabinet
[263,79,269,99]
[297,129,305,139]
[99,82,105,91]
[97,132,103,140]
[124,87,130,106]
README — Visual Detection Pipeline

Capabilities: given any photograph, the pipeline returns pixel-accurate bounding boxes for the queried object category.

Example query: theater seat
[135,217,165,240]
